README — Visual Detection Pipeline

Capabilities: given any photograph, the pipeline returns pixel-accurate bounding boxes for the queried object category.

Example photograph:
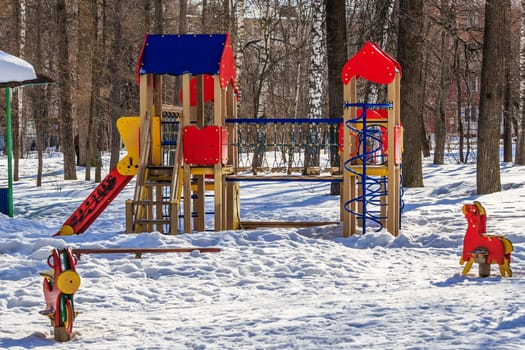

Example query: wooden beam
[241,221,340,229]
[343,78,357,237]
[182,73,192,233]
[213,75,223,231]
[72,247,221,259]
[225,175,342,182]
[194,175,205,231]
[196,74,204,128]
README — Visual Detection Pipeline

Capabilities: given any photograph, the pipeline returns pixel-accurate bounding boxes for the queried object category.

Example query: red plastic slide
[55,167,133,236]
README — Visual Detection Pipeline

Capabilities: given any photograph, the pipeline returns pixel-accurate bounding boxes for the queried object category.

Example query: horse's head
[462,201,486,233]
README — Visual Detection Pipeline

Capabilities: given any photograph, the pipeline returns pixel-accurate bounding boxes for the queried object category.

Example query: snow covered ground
[0,151,524,349]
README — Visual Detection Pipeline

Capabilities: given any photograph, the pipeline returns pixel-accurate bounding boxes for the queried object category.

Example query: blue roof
[137,34,235,81]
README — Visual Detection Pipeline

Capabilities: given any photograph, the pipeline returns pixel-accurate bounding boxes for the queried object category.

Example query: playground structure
[341,41,402,236]
[39,247,220,341]
[55,37,403,237]
[460,201,513,277]
[39,248,81,342]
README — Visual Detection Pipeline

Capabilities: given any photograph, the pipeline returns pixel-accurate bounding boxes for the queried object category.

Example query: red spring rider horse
[40,248,81,341]
[460,202,513,277]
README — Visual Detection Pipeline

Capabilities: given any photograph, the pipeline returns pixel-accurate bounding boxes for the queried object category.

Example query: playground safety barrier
[226,118,342,174]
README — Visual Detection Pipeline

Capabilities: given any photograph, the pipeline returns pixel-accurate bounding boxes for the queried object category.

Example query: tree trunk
[179,0,187,34]
[305,0,324,170]
[456,42,466,164]
[516,0,525,164]
[109,0,123,170]
[234,0,245,100]
[154,0,163,33]
[502,0,513,163]
[56,0,76,180]
[477,0,506,194]
[30,0,47,187]
[397,0,425,187]
[13,0,24,182]
[325,0,346,195]
[201,0,208,32]
[434,0,454,165]
[77,0,95,167]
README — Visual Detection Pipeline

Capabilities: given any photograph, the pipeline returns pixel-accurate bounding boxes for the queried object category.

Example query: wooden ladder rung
[136,219,171,224]
[134,200,170,205]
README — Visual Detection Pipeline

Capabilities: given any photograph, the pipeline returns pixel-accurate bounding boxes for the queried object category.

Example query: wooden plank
[182,73,192,233]
[342,78,356,237]
[213,75,223,231]
[225,175,342,182]
[226,82,239,230]
[72,247,221,259]
[196,75,204,128]
[155,185,164,233]
[194,175,205,231]
[153,75,163,165]
[393,72,401,236]
[169,200,179,235]
[241,221,339,229]
[125,200,133,233]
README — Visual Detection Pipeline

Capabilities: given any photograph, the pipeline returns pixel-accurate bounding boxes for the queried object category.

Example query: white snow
[0,151,524,349]
[0,51,37,83]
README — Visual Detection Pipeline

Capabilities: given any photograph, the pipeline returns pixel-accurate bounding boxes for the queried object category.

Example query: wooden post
[182,73,192,233]
[393,72,401,235]
[213,75,223,231]
[196,75,204,127]
[169,200,179,234]
[194,175,205,231]
[140,74,154,163]
[342,77,357,236]
[155,185,164,233]
[226,83,240,229]
[153,75,162,165]
[125,200,133,233]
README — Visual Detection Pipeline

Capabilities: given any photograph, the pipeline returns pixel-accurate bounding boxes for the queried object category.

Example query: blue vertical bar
[361,106,367,235]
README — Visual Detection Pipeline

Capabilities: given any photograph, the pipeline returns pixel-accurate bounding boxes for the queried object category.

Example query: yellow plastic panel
[116,116,161,175]
[116,116,140,175]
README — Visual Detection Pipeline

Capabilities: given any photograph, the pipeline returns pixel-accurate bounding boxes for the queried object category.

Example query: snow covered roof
[0,50,52,88]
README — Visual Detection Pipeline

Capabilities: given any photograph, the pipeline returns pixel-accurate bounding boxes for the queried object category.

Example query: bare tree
[234,0,245,100]
[27,0,48,186]
[56,0,76,180]
[77,0,94,167]
[502,0,513,163]
[433,0,454,165]
[109,0,125,170]
[397,0,425,187]
[307,0,324,120]
[517,0,525,164]
[476,0,507,194]
[325,0,346,195]
[304,0,324,170]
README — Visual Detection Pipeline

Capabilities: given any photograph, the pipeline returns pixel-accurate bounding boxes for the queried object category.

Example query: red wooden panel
[183,126,229,165]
